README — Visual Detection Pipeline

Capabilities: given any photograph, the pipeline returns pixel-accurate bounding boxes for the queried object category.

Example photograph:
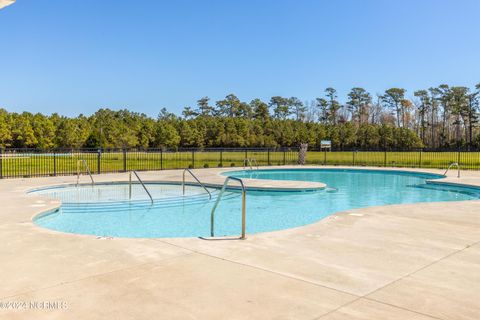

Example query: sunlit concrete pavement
[0,166,479,319]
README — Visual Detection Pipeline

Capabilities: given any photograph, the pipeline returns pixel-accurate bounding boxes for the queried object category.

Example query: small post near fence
[0,148,3,179]
[353,151,356,166]
[384,150,387,167]
[160,149,163,170]
[97,149,101,174]
[123,148,127,172]
[283,149,286,165]
[320,140,331,165]
[267,148,270,165]
[245,149,248,161]
[192,149,195,168]
[419,150,422,168]
[53,151,57,176]
[220,149,223,167]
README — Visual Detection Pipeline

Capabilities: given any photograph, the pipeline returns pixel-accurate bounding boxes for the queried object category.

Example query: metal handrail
[243,158,253,170]
[210,176,247,239]
[443,162,461,178]
[250,158,259,170]
[76,160,94,186]
[182,169,212,200]
[129,171,153,204]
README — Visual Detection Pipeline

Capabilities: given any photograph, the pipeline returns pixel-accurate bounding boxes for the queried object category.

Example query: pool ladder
[210,176,247,240]
[182,169,246,239]
[443,162,461,178]
[76,159,94,186]
[129,171,153,204]
[243,158,259,170]
[182,169,212,200]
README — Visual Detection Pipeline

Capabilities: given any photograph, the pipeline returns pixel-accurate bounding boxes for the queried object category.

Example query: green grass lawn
[306,151,480,170]
[1,150,479,178]
[0,150,299,178]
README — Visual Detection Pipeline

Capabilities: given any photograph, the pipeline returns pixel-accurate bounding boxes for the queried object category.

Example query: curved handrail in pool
[130,171,153,204]
[210,176,247,239]
[183,169,212,200]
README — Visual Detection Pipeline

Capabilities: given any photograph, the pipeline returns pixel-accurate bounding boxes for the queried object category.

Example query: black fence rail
[306,150,480,170]
[0,148,299,179]
[1,148,480,179]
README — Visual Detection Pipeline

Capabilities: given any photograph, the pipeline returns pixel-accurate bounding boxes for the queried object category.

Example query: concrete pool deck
[0,166,479,319]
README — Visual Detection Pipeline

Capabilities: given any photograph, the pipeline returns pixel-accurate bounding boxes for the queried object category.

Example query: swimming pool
[33,169,480,238]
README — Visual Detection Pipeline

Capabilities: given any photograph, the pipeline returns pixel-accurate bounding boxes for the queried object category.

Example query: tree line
[0,83,479,150]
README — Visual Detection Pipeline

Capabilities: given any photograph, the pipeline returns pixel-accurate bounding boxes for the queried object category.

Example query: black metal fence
[0,148,299,179]
[1,148,480,179]
[305,150,480,170]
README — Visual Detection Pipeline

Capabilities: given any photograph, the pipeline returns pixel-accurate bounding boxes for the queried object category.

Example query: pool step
[61,192,240,213]
[63,189,220,207]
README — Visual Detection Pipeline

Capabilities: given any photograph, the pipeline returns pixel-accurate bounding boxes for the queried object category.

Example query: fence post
[192,149,195,168]
[97,149,101,174]
[53,151,57,176]
[457,149,461,166]
[283,149,286,165]
[160,149,163,170]
[353,151,356,166]
[123,148,127,172]
[267,148,270,166]
[384,150,387,167]
[323,150,327,165]
[0,148,3,179]
[220,149,223,167]
[245,149,248,161]
[419,150,422,168]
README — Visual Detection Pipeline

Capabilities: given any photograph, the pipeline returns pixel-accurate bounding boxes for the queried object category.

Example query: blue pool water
[33,169,480,238]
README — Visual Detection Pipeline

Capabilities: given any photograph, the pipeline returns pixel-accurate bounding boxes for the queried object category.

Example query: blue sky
[1,0,479,117]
